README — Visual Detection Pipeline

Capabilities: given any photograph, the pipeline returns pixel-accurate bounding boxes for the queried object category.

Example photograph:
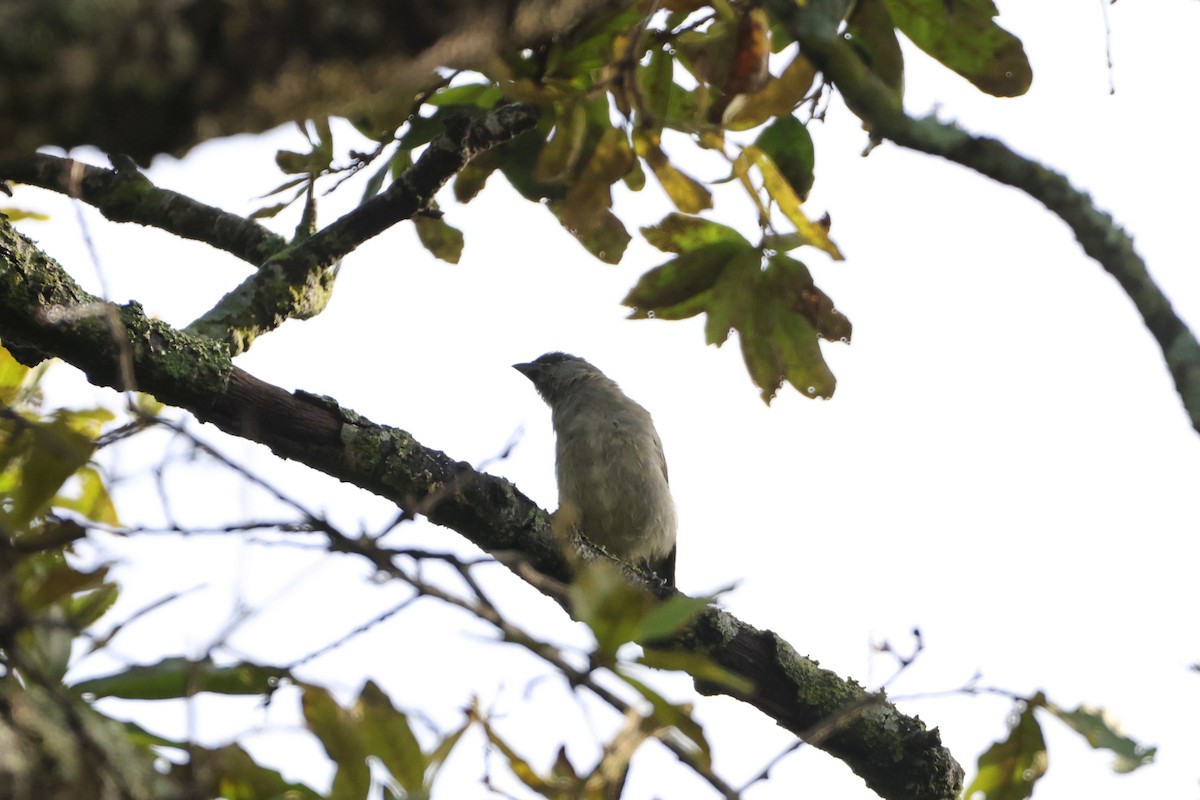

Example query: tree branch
[184,103,540,352]
[0,216,962,800]
[0,0,609,162]
[764,0,1200,435]
[0,153,286,267]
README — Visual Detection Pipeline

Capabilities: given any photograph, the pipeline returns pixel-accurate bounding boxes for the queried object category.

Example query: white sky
[11,0,1200,798]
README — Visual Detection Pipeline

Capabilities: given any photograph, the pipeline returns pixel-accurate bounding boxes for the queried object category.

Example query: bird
[514,352,677,587]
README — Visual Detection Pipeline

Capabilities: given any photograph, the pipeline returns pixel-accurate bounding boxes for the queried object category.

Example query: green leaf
[493,118,568,203]
[964,703,1047,800]
[20,562,108,612]
[534,101,589,184]
[312,117,335,166]
[249,201,291,219]
[65,582,119,629]
[191,743,322,800]
[624,239,850,401]
[567,561,657,663]
[302,684,372,800]
[640,213,750,254]
[4,416,97,526]
[426,83,504,108]
[358,681,428,793]
[360,156,394,205]
[753,115,816,201]
[703,248,762,346]
[624,241,746,318]
[549,203,630,263]
[17,610,74,681]
[633,594,715,643]
[453,155,498,202]
[414,214,465,264]
[543,5,645,83]
[1046,703,1156,773]
[845,0,905,94]
[768,253,852,342]
[638,649,755,695]
[638,47,684,132]
[615,669,712,768]
[275,149,318,175]
[74,658,289,699]
[425,718,471,785]
[881,0,1031,97]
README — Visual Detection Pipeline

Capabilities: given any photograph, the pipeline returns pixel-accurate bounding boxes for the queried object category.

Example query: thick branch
[0,218,962,800]
[766,0,1200,435]
[0,0,609,162]
[0,154,285,267]
[184,103,539,352]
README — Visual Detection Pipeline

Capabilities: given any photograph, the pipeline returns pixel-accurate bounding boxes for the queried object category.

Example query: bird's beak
[513,362,536,379]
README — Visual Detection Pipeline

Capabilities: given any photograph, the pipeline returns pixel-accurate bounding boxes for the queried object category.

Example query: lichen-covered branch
[0,154,286,267]
[765,0,1200,435]
[185,103,539,352]
[0,217,962,800]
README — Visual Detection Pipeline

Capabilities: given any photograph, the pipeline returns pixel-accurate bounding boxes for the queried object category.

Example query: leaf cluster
[247,0,1029,401]
[965,690,1155,800]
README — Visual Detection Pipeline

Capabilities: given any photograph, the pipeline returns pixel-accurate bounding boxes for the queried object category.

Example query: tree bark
[0,0,604,161]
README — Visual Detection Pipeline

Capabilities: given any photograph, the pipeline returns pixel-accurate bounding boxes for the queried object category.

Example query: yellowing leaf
[710,7,772,123]
[0,208,50,222]
[724,52,818,131]
[634,130,713,214]
[549,127,635,262]
[471,700,559,794]
[0,344,32,405]
[54,465,119,525]
[745,145,843,259]
[640,213,749,254]
[754,115,815,200]
[549,203,631,263]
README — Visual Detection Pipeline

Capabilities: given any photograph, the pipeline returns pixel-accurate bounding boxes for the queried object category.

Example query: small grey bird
[514,352,677,587]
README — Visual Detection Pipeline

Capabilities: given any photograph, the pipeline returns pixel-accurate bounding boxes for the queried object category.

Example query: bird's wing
[653,431,669,484]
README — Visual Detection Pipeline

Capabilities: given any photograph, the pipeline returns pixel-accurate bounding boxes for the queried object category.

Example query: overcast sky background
[11,0,1200,797]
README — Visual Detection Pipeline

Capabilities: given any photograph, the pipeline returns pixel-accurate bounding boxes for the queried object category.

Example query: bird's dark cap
[513,352,584,377]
